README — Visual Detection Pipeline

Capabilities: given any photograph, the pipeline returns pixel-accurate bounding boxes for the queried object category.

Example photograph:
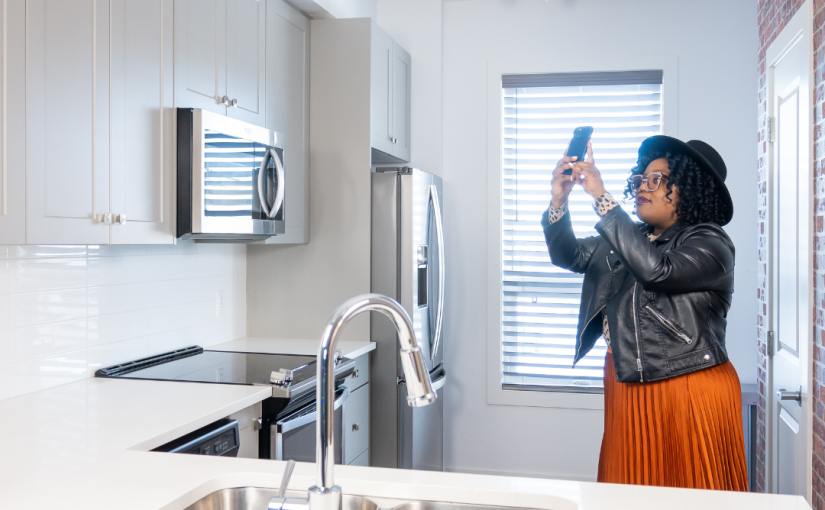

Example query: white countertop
[209,336,376,360]
[0,338,807,510]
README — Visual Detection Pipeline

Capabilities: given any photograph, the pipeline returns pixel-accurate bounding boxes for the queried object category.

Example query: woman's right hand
[551,144,578,209]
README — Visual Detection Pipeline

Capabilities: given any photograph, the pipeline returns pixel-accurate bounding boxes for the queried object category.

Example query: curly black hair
[623,151,730,226]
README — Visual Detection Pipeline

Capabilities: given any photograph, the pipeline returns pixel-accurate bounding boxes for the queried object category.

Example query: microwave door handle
[428,184,445,361]
[269,147,285,219]
[258,150,273,217]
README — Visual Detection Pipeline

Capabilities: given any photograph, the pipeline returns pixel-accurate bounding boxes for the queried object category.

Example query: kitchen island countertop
[0,338,807,510]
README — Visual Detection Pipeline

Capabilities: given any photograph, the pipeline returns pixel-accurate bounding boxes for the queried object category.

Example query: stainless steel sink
[185,489,378,510]
[388,504,536,510]
[185,488,547,510]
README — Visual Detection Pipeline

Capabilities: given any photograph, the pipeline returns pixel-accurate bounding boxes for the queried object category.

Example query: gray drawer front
[348,448,369,466]
[343,383,370,464]
[345,353,370,391]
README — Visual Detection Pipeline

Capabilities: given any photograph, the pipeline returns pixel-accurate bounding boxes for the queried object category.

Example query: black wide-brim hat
[638,135,734,226]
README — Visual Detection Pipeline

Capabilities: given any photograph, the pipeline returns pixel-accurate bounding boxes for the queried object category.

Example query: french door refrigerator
[371,167,446,471]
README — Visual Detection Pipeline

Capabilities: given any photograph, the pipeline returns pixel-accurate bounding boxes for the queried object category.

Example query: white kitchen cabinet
[227,401,263,459]
[174,0,266,127]
[110,0,175,245]
[343,353,370,465]
[370,24,411,163]
[0,0,26,244]
[25,0,111,245]
[264,0,310,244]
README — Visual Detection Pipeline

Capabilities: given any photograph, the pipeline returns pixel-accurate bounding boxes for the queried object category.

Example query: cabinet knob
[97,213,112,224]
[230,98,238,107]
[115,214,127,225]
[352,369,359,379]
[218,95,229,105]
[352,423,359,432]
[392,138,398,144]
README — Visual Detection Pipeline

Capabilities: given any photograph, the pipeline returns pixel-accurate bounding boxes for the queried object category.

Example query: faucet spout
[309,294,436,510]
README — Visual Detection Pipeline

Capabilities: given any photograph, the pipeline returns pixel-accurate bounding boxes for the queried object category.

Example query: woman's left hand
[571,141,608,198]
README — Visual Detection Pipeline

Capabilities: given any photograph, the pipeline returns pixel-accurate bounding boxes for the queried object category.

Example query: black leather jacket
[541,206,735,383]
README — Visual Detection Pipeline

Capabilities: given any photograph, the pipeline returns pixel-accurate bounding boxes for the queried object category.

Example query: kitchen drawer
[348,448,369,466]
[343,383,370,464]
[345,353,370,391]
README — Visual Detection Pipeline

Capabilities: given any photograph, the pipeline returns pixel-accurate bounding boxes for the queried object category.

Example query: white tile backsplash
[0,241,246,402]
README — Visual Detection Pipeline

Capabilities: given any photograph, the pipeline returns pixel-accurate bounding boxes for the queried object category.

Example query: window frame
[485,55,679,410]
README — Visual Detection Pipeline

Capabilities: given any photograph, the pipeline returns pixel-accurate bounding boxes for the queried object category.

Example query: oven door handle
[257,148,285,219]
[276,386,350,434]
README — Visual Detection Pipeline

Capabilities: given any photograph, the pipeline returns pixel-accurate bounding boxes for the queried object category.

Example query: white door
[226,0,266,127]
[767,0,813,499]
[0,0,26,244]
[26,0,110,244]
[174,0,227,115]
[110,0,175,244]
[370,25,394,156]
[390,41,410,161]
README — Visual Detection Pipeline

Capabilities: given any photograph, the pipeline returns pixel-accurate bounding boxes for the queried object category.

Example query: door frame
[765,0,814,498]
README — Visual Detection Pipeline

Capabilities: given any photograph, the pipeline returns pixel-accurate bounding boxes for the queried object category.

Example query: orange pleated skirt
[597,349,748,491]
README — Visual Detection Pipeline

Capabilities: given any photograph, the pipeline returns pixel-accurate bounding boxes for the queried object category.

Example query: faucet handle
[270,460,310,510]
[271,368,294,386]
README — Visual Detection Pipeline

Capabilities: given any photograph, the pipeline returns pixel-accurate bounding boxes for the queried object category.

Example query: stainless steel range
[95,345,354,462]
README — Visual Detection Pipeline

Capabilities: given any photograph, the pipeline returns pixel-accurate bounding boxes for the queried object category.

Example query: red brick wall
[756,0,823,501]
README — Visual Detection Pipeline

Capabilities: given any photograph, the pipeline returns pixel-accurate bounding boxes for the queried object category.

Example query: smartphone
[563,126,594,175]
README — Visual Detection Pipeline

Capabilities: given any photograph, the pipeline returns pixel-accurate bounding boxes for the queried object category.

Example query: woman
[542,135,747,491]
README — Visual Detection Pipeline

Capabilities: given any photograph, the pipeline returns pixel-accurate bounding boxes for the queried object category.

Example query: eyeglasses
[630,172,667,194]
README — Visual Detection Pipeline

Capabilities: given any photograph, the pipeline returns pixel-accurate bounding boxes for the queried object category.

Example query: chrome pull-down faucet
[269,294,437,510]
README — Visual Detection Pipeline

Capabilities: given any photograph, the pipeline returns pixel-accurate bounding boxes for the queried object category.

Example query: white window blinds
[501,71,663,392]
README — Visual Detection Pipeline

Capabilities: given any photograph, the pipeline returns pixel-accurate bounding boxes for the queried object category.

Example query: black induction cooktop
[94,345,317,387]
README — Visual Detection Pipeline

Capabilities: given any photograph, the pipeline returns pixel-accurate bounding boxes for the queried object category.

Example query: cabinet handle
[115,214,127,225]
[393,138,398,144]
[352,423,359,432]
[352,369,359,379]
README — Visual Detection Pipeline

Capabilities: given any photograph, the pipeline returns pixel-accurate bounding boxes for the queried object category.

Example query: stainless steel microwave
[176,108,285,241]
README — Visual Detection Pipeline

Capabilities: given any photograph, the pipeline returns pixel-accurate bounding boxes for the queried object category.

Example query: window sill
[487,383,605,410]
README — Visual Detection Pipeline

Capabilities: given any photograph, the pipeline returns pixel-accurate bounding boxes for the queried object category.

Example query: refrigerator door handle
[428,184,445,361]
[430,369,447,392]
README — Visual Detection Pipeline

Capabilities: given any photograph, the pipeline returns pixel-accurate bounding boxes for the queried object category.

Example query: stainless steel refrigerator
[370,167,446,471]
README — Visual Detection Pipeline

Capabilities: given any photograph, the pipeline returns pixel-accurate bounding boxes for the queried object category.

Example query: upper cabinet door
[0,0,25,244]
[26,0,110,244]
[110,0,175,245]
[226,0,266,127]
[391,41,411,161]
[370,27,394,157]
[264,0,309,244]
[174,0,227,114]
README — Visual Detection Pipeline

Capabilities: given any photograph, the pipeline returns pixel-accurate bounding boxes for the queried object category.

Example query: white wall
[433,0,756,481]
[0,243,246,401]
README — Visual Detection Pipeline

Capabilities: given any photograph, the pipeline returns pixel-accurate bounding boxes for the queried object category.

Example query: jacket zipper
[575,305,606,364]
[645,305,693,344]
[632,283,644,382]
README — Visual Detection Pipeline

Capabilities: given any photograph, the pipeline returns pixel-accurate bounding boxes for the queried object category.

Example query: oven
[94,346,355,463]
[176,108,285,242]
[270,386,349,462]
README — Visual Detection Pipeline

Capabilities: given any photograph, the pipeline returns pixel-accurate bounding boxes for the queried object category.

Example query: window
[500,71,663,392]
